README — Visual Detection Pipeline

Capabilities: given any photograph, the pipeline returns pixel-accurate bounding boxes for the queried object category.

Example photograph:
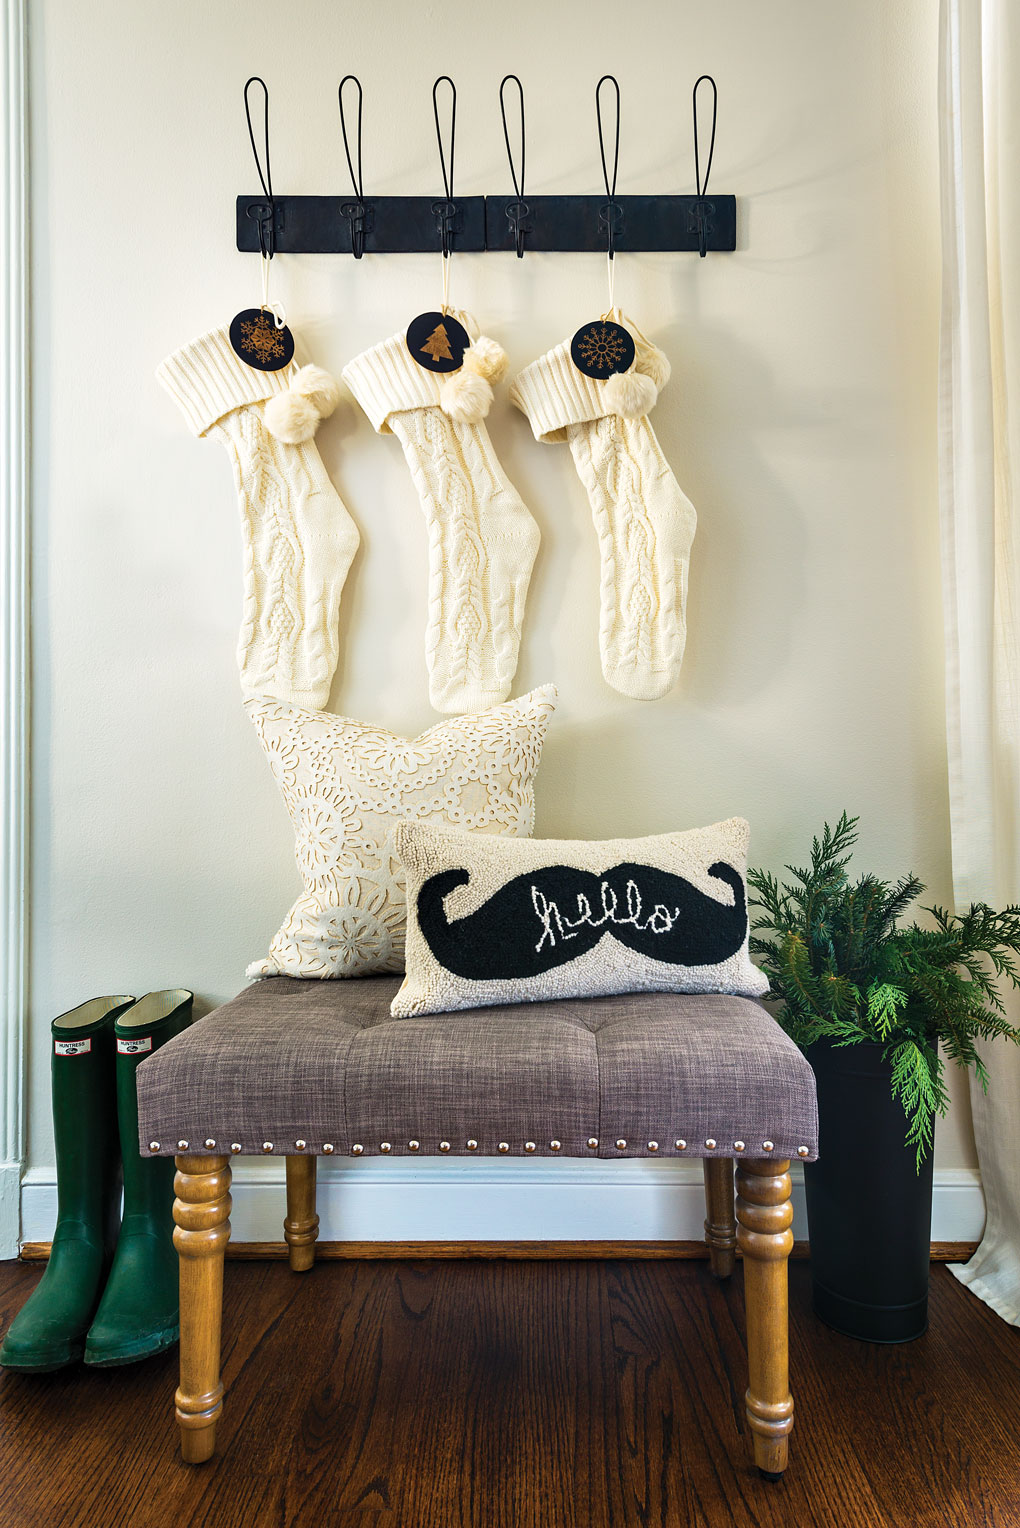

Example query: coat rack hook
[499,74,528,258]
[692,74,718,259]
[338,74,366,259]
[596,75,622,261]
[432,75,457,260]
[243,75,276,261]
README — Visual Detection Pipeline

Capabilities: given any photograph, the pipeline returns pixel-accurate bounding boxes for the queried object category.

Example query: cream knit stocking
[343,318,539,715]
[510,318,696,701]
[158,326,359,708]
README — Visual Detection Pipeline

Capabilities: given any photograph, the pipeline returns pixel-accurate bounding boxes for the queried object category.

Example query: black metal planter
[803,1038,934,1343]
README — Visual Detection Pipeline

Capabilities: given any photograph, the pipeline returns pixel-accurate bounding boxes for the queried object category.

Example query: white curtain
[939,0,1020,1324]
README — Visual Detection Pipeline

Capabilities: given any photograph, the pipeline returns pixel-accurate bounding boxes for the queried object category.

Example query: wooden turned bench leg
[284,1155,319,1273]
[736,1158,794,1480]
[173,1154,231,1464]
[703,1158,736,1278]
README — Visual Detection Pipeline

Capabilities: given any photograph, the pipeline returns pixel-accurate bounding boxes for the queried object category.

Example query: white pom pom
[289,363,341,418]
[603,368,658,419]
[461,335,508,384]
[633,342,671,391]
[439,368,493,424]
[264,390,320,443]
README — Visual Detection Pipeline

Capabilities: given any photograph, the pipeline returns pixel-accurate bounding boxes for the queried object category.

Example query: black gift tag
[570,319,636,379]
[406,311,470,373]
[228,308,295,372]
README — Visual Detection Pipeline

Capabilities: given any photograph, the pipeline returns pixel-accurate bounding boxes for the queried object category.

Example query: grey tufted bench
[136,977,818,1477]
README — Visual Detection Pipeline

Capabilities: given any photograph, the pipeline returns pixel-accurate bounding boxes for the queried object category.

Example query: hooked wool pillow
[247,685,556,980]
[392,817,768,1016]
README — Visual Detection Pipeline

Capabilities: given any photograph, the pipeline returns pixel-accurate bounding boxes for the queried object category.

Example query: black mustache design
[416,861,748,981]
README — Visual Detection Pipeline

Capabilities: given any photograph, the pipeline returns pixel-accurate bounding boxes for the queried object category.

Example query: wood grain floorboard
[0,1259,1017,1528]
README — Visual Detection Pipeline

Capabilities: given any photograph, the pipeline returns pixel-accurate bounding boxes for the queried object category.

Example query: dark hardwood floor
[0,1258,1017,1528]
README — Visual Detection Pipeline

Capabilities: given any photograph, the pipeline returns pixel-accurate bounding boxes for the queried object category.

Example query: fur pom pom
[603,368,658,420]
[439,368,493,424]
[633,342,671,391]
[264,390,320,443]
[289,363,341,418]
[461,335,509,384]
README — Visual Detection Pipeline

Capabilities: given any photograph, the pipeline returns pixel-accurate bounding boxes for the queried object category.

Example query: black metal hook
[243,75,276,261]
[338,75,366,259]
[432,75,457,259]
[499,74,529,258]
[692,74,718,259]
[596,74,622,260]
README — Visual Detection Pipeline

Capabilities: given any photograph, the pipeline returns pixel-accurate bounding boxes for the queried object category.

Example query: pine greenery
[748,814,1020,1167]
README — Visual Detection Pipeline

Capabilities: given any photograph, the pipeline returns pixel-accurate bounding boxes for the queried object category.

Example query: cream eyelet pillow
[247,685,556,980]
[392,816,767,1016]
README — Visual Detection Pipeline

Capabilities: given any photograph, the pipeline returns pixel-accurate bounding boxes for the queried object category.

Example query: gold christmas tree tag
[406,310,470,373]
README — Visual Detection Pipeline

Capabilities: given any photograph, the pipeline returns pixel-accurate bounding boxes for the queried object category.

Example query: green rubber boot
[84,989,193,1366]
[0,996,134,1371]
[83,989,193,1366]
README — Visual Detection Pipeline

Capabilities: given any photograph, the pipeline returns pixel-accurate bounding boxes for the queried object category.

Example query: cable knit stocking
[157,325,359,708]
[510,317,696,701]
[343,316,539,714]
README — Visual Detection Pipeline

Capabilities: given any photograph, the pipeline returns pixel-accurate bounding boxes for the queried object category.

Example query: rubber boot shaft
[85,989,193,1366]
[0,996,133,1371]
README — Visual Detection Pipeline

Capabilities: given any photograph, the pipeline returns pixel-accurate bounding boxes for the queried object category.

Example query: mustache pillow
[391,817,768,1017]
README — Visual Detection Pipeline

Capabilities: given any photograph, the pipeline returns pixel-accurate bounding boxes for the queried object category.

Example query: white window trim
[0,0,29,1258]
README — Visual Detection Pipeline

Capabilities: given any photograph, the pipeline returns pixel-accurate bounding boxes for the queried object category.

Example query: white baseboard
[16,1161,986,1249]
[0,1161,19,1258]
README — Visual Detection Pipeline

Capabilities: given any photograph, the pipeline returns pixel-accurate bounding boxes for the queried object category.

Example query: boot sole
[0,1339,85,1372]
[83,1324,179,1367]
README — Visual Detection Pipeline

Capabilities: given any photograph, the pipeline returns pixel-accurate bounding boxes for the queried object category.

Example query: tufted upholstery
[135,977,817,1163]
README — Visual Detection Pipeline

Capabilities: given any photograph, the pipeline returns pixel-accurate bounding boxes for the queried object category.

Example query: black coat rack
[236,74,736,258]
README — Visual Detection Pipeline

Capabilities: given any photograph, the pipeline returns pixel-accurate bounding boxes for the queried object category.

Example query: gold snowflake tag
[570,318,635,379]
[228,307,295,372]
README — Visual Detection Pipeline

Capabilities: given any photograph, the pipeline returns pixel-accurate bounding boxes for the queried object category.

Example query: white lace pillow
[247,686,557,979]
[391,817,768,1016]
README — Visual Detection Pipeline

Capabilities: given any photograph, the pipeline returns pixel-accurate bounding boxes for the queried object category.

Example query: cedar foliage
[748,814,1020,1167]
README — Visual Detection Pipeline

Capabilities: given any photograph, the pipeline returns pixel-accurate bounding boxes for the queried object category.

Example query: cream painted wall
[26,0,974,1179]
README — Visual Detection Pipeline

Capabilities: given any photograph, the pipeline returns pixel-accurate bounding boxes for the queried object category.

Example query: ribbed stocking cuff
[343,311,482,434]
[511,314,665,442]
[157,325,295,436]
[510,337,617,442]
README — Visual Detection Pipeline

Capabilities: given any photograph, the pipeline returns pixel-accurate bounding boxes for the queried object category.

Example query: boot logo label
[117,1036,152,1055]
[54,1038,91,1056]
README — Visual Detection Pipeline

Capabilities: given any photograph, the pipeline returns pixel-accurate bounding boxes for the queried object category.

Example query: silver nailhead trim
[408,1140,420,1152]
[204,1138,217,1149]
[549,1140,561,1151]
[149,1141,161,1153]
[498,1142,509,1153]
[323,1143,334,1154]
[675,1139,687,1150]
[467,1139,478,1151]
[524,1141,536,1153]
[230,1143,242,1154]
[262,1141,274,1153]
[762,1141,774,1152]
[648,1141,659,1152]
[705,1138,717,1150]
[380,1142,391,1153]
[798,1146,810,1157]
[351,1143,363,1155]
[177,1140,189,1150]
[734,1141,745,1152]
[587,1137,598,1149]
[439,1140,451,1152]
[295,1139,307,1150]
[615,1139,627,1150]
